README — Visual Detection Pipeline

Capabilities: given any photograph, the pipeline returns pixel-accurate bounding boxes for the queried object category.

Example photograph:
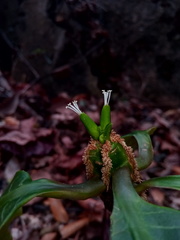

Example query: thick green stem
[38,177,106,199]
[0,177,106,228]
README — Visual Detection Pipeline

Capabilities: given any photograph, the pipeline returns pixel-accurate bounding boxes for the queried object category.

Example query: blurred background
[0,0,180,239]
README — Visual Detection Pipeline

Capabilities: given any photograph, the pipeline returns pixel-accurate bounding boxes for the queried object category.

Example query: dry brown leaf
[59,217,90,239]
[0,118,36,145]
[61,136,74,149]
[150,189,165,205]
[77,199,105,222]
[4,116,20,129]
[161,141,177,152]
[48,198,69,223]
[19,117,37,134]
[0,130,35,145]
[172,166,180,175]
[150,110,170,128]
[40,232,57,240]
[77,199,104,212]
[169,128,180,146]
[35,128,53,138]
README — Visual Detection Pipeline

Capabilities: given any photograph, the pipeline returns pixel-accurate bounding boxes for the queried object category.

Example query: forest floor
[0,74,180,240]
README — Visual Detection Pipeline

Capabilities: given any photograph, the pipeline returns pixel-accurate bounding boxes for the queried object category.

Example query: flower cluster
[66,90,140,189]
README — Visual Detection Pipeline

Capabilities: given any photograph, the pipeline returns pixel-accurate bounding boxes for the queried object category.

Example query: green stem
[0,178,106,228]
[37,177,106,199]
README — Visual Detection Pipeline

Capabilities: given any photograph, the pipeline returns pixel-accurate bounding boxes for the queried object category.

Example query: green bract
[80,113,99,140]
[109,142,130,170]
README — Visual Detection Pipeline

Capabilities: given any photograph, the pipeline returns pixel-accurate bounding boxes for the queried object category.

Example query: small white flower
[102,90,112,105]
[66,100,82,115]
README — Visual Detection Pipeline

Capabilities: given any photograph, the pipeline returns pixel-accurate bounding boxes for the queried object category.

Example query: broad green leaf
[111,167,180,240]
[123,127,156,170]
[0,171,30,240]
[135,175,180,193]
[0,170,105,234]
[2,171,31,196]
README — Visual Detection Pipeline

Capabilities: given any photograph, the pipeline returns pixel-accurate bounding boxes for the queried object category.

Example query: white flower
[102,90,112,105]
[66,101,82,115]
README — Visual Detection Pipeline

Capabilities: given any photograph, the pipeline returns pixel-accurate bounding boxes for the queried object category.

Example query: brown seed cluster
[101,140,113,190]
[82,137,99,179]
[83,130,141,189]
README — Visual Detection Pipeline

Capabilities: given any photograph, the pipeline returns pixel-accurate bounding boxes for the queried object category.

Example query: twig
[0,30,40,79]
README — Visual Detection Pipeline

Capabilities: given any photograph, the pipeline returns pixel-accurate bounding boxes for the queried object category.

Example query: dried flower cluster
[83,131,141,189]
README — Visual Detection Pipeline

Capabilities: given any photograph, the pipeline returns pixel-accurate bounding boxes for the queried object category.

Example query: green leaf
[0,170,105,234]
[123,128,155,170]
[135,175,180,193]
[111,167,180,240]
[2,171,31,196]
[145,127,157,135]
[0,171,30,240]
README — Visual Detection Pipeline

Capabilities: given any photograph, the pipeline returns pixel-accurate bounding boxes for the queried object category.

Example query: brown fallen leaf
[35,128,53,138]
[0,130,35,145]
[169,128,180,146]
[59,217,90,239]
[161,141,177,152]
[40,232,57,240]
[77,199,105,222]
[77,198,104,212]
[61,135,74,149]
[48,198,69,223]
[0,117,36,145]
[150,110,171,128]
[172,166,180,175]
[4,116,20,129]
[150,189,165,206]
